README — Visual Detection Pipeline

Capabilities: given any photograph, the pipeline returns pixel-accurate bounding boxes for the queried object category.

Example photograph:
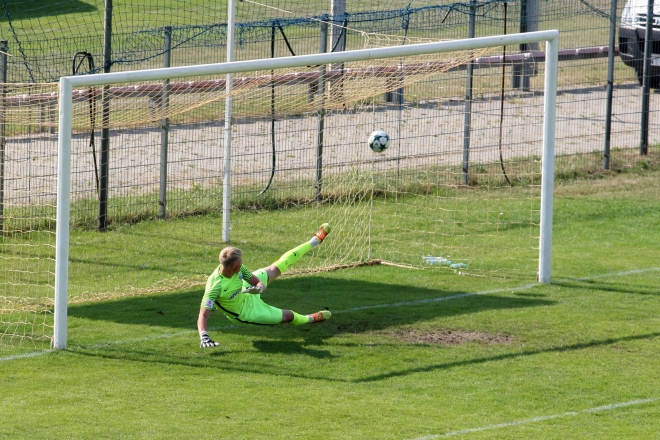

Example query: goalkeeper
[197,223,332,348]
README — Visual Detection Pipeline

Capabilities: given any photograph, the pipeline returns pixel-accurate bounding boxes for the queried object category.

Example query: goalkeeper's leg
[262,223,331,283]
[238,296,331,325]
[284,309,331,325]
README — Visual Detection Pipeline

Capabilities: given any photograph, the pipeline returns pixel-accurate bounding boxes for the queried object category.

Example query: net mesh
[1,36,549,346]
[1,82,57,346]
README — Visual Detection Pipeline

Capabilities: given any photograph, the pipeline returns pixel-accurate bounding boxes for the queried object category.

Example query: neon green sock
[273,241,313,274]
[290,311,310,326]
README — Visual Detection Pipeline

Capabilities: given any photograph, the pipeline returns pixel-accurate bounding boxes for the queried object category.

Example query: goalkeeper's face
[229,259,242,275]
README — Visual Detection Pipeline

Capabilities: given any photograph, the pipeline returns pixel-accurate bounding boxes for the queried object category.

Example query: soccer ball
[368,130,390,153]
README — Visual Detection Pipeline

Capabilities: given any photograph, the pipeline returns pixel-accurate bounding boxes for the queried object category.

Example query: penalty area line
[410,397,659,439]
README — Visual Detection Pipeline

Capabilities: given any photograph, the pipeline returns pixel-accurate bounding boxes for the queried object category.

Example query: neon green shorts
[233,268,282,325]
[234,295,283,325]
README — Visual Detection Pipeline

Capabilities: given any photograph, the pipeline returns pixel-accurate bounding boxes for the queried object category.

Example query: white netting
[1,39,549,345]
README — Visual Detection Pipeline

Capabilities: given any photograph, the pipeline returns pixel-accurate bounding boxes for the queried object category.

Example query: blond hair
[219,246,242,267]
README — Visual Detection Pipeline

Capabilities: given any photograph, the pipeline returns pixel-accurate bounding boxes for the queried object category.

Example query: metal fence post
[99,0,113,231]
[604,0,618,170]
[330,0,346,54]
[462,1,476,185]
[0,41,7,233]
[640,0,653,156]
[315,22,328,202]
[513,0,539,90]
[160,26,171,218]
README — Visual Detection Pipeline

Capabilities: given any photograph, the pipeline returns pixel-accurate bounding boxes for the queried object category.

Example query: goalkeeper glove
[242,285,262,294]
[200,331,220,348]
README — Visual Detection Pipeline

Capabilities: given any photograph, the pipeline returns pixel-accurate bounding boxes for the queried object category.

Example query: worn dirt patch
[387,328,513,345]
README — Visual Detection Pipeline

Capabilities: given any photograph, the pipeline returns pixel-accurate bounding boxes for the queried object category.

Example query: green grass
[1,167,660,438]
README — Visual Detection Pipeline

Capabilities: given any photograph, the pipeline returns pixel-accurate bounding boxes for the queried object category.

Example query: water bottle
[424,256,451,266]
[450,263,467,269]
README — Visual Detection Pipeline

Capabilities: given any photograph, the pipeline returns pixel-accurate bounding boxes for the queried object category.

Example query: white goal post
[54,30,559,349]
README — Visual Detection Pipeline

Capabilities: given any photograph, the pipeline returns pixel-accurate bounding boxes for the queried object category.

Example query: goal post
[54,30,559,349]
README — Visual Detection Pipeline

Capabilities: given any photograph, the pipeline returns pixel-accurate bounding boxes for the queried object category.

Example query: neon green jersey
[200,264,253,314]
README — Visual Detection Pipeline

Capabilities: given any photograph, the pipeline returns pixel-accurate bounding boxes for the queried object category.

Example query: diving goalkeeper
[197,223,332,348]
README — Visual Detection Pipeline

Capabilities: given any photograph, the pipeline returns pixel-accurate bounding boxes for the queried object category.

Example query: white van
[619,0,660,89]
[619,0,660,87]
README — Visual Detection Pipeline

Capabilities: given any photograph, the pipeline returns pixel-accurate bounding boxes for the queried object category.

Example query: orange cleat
[309,310,331,323]
[313,223,332,242]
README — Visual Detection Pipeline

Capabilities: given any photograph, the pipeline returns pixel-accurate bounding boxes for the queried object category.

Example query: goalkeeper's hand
[242,285,262,294]
[199,331,220,348]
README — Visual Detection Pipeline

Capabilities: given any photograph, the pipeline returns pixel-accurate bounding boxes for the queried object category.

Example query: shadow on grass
[553,279,660,296]
[2,1,97,21]
[67,276,555,368]
[251,340,336,359]
[68,276,555,336]
[66,330,660,384]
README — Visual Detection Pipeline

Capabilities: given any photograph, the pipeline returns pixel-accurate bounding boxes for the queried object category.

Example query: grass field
[1,167,659,439]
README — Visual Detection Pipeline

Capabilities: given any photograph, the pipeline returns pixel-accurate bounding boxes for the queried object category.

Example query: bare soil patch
[387,328,513,345]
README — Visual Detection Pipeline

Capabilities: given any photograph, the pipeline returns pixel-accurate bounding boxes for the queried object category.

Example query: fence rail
[3,44,621,110]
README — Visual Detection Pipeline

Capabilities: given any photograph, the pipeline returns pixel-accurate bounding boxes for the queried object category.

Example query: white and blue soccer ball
[368,130,390,153]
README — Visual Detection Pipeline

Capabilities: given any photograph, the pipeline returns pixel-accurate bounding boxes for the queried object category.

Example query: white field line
[2,267,659,363]
[410,397,660,439]
[559,267,660,282]
[337,267,660,313]
[336,283,541,313]
[0,350,53,362]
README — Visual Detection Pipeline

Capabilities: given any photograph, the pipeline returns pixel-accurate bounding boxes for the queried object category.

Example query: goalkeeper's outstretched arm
[197,308,220,348]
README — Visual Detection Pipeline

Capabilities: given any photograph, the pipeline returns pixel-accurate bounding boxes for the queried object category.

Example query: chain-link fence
[1,1,658,225]
[1,1,657,220]
[3,0,660,347]
[0,1,642,79]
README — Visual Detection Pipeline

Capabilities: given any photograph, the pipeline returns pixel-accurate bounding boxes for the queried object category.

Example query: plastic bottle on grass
[450,263,467,269]
[423,256,451,266]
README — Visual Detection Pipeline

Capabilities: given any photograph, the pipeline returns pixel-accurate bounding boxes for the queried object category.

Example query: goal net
[0,30,558,349]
